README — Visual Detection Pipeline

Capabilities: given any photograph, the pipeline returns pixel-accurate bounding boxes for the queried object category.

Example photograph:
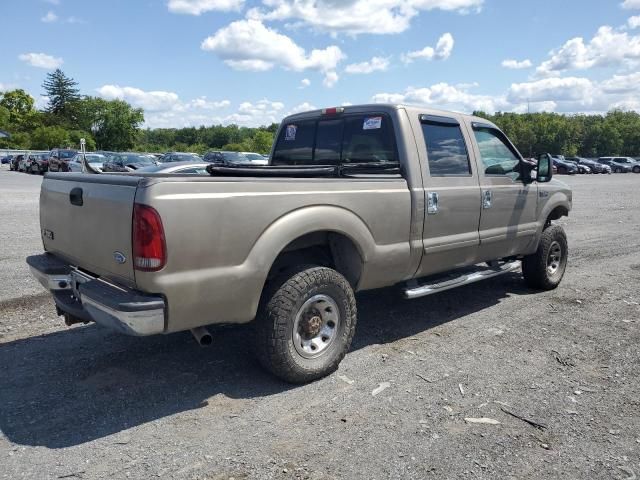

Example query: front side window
[421,121,471,176]
[473,127,521,179]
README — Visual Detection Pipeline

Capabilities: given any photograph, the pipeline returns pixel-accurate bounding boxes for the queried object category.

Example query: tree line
[473,110,640,158]
[0,69,277,154]
[2,69,640,157]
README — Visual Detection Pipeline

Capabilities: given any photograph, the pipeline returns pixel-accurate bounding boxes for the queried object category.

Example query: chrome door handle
[483,190,492,209]
[427,191,439,214]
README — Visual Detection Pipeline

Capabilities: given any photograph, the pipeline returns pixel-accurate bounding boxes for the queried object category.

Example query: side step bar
[404,261,521,300]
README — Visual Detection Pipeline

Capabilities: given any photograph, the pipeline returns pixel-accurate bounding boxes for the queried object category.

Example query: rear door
[40,175,140,286]
[468,122,538,259]
[415,114,482,277]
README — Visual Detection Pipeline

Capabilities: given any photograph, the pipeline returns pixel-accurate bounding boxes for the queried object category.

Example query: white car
[68,153,107,173]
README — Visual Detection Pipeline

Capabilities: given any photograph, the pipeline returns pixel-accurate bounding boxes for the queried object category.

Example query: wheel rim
[293,294,340,359]
[547,241,562,276]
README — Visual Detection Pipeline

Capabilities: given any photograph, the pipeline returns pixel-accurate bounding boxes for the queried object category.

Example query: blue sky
[2,0,640,128]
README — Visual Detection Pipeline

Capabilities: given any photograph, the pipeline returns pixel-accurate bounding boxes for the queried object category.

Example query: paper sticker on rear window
[285,124,297,141]
[363,116,382,130]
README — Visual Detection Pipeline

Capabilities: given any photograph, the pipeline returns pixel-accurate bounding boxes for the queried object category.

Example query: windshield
[60,150,77,159]
[119,154,155,165]
[85,154,106,163]
[171,153,200,162]
[616,158,633,163]
[243,153,264,160]
[221,152,251,163]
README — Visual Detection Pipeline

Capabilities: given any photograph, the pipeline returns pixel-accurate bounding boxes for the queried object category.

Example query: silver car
[68,153,107,173]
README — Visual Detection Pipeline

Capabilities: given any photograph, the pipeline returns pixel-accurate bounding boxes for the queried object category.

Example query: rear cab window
[271,113,398,167]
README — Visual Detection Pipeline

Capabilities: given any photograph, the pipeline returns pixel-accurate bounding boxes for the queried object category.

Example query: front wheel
[633,166,640,173]
[254,266,357,383]
[522,225,568,290]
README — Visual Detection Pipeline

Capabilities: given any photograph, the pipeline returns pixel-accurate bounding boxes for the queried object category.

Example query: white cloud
[18,52,63,69]
[372,82,507,113]
[501,58,532,69]
[44,0,60,5]
[622,0,640,9]
[41,11,58,22]
[345,56,390,74]
[628,15,640,28]
[247,0,483,35]
[167,0,244,14]
[371,69,640,116]
[95,84,287,128]
[300,78,311,88]
[287,102,317,115]
[536,25,640,76]
[402,33,454,63]
[323,71,339,88]
[201,19,344,86]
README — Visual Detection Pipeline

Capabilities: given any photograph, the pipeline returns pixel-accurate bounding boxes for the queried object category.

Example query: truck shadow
[0,273,532,448]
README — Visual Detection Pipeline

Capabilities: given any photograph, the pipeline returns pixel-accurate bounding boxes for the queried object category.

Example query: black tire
[522,224,568,290]
[255,266,357,383]
[558,166,567,175]
[615,167,621,173]
[633,166,640,173]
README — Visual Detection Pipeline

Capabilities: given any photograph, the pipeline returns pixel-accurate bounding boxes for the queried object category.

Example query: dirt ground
[0,168,639,479]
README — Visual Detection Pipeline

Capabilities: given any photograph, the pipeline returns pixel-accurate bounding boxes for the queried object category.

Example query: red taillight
[133,203,167,272]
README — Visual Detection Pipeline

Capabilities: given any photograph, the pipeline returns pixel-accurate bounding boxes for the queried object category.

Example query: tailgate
[40,174,141,286]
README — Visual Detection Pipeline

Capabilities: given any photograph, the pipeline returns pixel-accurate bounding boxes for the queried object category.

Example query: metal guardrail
[0,149,49,156]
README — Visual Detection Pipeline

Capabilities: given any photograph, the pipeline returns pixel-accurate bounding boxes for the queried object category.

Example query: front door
[467,123,538,260]
[416,114,482,277]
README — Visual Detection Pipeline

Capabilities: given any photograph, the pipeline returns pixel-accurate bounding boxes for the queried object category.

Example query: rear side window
[421,120,471,176]
[272,114,397,166]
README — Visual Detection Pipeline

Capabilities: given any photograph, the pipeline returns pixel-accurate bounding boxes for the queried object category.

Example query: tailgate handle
[69,187,83,206]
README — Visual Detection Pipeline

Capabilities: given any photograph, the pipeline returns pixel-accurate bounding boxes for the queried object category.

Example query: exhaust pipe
[190,326,213,346]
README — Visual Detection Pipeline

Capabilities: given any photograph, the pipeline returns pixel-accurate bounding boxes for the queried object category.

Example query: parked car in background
[565,156,610,174]
[204,151,265,165]
[240,152,269,165]
[102,152,157,172]
[68,153,107,173]
[136,161,209,174]
[552,157,578,175]
[28,153,50,174]
[48,149,78,172]
[18,155,30,172]
[1,155,13,165]
[10,154,23,171]
[609,157,640,173]
[562,157,591,174]
[159,152,202,163]
[597,157,632,173]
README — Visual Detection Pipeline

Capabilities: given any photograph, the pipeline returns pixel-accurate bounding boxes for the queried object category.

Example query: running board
[403,261,521,300]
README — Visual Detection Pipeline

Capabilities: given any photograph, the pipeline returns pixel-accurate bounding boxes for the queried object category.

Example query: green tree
[42,69,80,122]
[30,125,71,149]
[90,98,144,150]
[0,89,37,130]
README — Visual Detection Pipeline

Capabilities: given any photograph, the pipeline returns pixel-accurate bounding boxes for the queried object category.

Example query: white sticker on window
[285,124,297,141]
[363,116,382,130]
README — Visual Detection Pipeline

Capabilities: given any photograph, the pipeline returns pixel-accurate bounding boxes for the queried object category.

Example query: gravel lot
[1,167,639,479]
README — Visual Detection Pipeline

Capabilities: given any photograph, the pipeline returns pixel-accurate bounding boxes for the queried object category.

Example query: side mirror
[536,154,553,183]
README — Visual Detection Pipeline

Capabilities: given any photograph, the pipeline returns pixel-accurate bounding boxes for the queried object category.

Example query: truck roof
[281,103,498,129]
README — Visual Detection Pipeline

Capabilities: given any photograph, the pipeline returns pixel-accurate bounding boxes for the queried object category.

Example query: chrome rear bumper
[27,253,166,336]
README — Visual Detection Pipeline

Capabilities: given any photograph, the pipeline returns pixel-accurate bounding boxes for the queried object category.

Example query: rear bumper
[27,253,166,336]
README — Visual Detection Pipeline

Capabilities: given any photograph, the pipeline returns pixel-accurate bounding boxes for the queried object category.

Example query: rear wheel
[633,166,640,173]
[615,167,622,173]
[255,266,357,383]
[522,225,568,290]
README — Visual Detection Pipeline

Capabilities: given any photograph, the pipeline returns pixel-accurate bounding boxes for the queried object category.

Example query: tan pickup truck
[27,104,571,383]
